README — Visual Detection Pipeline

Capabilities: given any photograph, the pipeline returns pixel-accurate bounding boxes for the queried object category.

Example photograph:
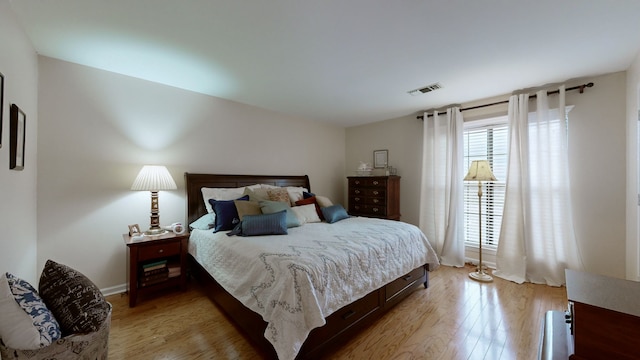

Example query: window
[463,116,508,249]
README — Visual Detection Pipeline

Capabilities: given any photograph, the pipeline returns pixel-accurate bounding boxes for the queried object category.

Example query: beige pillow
[234,200,261,220]
[316,195,333,208]
[267,188,291,204]
[292,204,322,224]
[243,187,270,202]
[202,187,245,213]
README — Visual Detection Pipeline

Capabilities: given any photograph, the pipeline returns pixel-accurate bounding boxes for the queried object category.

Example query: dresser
[538,269,640,360]
[347,175,400,220]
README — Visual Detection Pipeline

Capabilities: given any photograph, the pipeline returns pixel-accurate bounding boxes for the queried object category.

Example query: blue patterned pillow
[209,195,249,232]
[234,210,288,236]
[321,204,350,224]
[0,272,61,349]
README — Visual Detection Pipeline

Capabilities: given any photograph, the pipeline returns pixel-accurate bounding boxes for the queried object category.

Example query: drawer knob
[402,274,412,281]
[354,190,360,194]
[373,191,379,195]
[158,249,164,253]
[373,199,379,203]
[354,205,360,210]
[354,197,360,202]
[373,208,379,212]
[354,180,360,185]
[373,181,379,185]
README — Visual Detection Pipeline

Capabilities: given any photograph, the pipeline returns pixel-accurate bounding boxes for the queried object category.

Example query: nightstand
[123,231,189,307]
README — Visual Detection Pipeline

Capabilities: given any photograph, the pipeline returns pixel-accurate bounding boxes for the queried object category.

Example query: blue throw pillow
[236,210,288,236]
[259,200,301,228]
[0,272,61,349]
[209,195,249,232]
[322,204,350,224]
[303,191,315,199]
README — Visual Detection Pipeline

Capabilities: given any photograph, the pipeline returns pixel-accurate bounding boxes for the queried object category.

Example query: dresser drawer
[385,266,425,301]
[138,241,181,261]
[313,290,380,342]
[349,178,388,188]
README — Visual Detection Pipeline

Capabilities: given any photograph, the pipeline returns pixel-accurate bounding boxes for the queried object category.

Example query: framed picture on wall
[0,72,4,149]
[10,104,26,170]
[373,149,388,169]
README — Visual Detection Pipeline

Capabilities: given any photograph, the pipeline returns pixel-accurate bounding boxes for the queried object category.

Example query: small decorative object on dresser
[123,231,188,307]
[348,175,400,220]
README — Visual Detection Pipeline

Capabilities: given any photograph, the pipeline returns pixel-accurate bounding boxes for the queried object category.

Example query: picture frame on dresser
[373,149,388,168]
[9,104,25,170]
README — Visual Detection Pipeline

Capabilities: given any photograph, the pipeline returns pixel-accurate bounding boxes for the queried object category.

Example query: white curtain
[494,86,583,286]
[419,107,465,267]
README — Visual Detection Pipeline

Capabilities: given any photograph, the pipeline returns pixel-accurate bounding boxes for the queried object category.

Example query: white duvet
[189,216,439,360]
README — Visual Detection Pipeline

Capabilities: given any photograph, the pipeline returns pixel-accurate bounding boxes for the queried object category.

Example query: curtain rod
[416,82,594,120]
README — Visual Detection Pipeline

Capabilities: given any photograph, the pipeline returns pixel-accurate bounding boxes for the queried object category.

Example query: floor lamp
[131,165,177,235]
[464,160,497,282]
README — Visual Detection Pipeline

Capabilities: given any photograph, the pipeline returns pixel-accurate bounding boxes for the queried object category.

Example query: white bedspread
[189,216,439,360]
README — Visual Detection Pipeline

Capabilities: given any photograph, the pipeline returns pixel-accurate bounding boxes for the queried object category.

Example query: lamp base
[144,228,167,236]
[469,270,493,283]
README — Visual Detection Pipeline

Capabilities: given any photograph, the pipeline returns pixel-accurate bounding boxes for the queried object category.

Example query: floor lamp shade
[464,160,497,282]
[131,165,177,235]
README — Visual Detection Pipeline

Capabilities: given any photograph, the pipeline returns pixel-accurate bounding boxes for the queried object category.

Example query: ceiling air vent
[408,82,443,96]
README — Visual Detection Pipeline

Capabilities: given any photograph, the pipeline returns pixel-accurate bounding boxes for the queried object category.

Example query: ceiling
[9,0,640,127]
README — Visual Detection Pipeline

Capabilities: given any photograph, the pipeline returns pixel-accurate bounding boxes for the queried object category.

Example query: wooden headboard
[184,173,311,225]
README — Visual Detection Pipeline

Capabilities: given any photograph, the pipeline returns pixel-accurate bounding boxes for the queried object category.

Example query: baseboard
[101,283,127,297]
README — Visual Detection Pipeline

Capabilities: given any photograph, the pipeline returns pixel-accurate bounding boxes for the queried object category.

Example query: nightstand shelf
[123,231,189,307]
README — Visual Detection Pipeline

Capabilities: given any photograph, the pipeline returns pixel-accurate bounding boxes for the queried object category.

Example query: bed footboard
[189,255,429,359]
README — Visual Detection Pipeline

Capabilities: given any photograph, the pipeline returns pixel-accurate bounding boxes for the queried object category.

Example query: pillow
[242,187,270,202]
[39,260,110,336]
[316,195,334,208]
[209,195,249,232]
[259,200,301,228]
[267,188,291,204]
[295,196,324,220]
[0,272,61,349]
[201,187,246,213]
[285,186,307,205]
[291,204,322,224]
[231,211,288,236]
[322,204,350,224]
[234,200,261,220]
[189,213,214,230]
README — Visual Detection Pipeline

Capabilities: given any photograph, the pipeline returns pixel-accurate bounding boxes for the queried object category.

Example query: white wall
[0,1,40,285]
[346,72,628,279]
[626,51,640,281]
[37,57,346,292]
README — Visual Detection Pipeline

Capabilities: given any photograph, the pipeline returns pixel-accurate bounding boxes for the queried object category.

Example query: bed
[185,173,439,359]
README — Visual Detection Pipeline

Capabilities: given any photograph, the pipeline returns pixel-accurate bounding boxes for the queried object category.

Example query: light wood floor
[106,264,567,359]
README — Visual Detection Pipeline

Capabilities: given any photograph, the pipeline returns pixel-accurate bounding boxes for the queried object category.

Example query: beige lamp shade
[131,165,176,235]
[464,160,497,182]
[131,165,177,191]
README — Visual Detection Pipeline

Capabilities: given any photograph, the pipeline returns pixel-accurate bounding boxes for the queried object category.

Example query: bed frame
[185,173,429,359]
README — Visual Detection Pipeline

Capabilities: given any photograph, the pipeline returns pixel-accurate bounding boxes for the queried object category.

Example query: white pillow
[316,195,333,208]
[291,204,321,224]
[201,187,246,213]
[0,273,61,350]
[285,186,308,206]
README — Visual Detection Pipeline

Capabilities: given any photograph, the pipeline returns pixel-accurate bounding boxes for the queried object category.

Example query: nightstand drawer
[138,241,181,261]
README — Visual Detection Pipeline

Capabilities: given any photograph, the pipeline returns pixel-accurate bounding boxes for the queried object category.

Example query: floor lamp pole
[469,180,493,282]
